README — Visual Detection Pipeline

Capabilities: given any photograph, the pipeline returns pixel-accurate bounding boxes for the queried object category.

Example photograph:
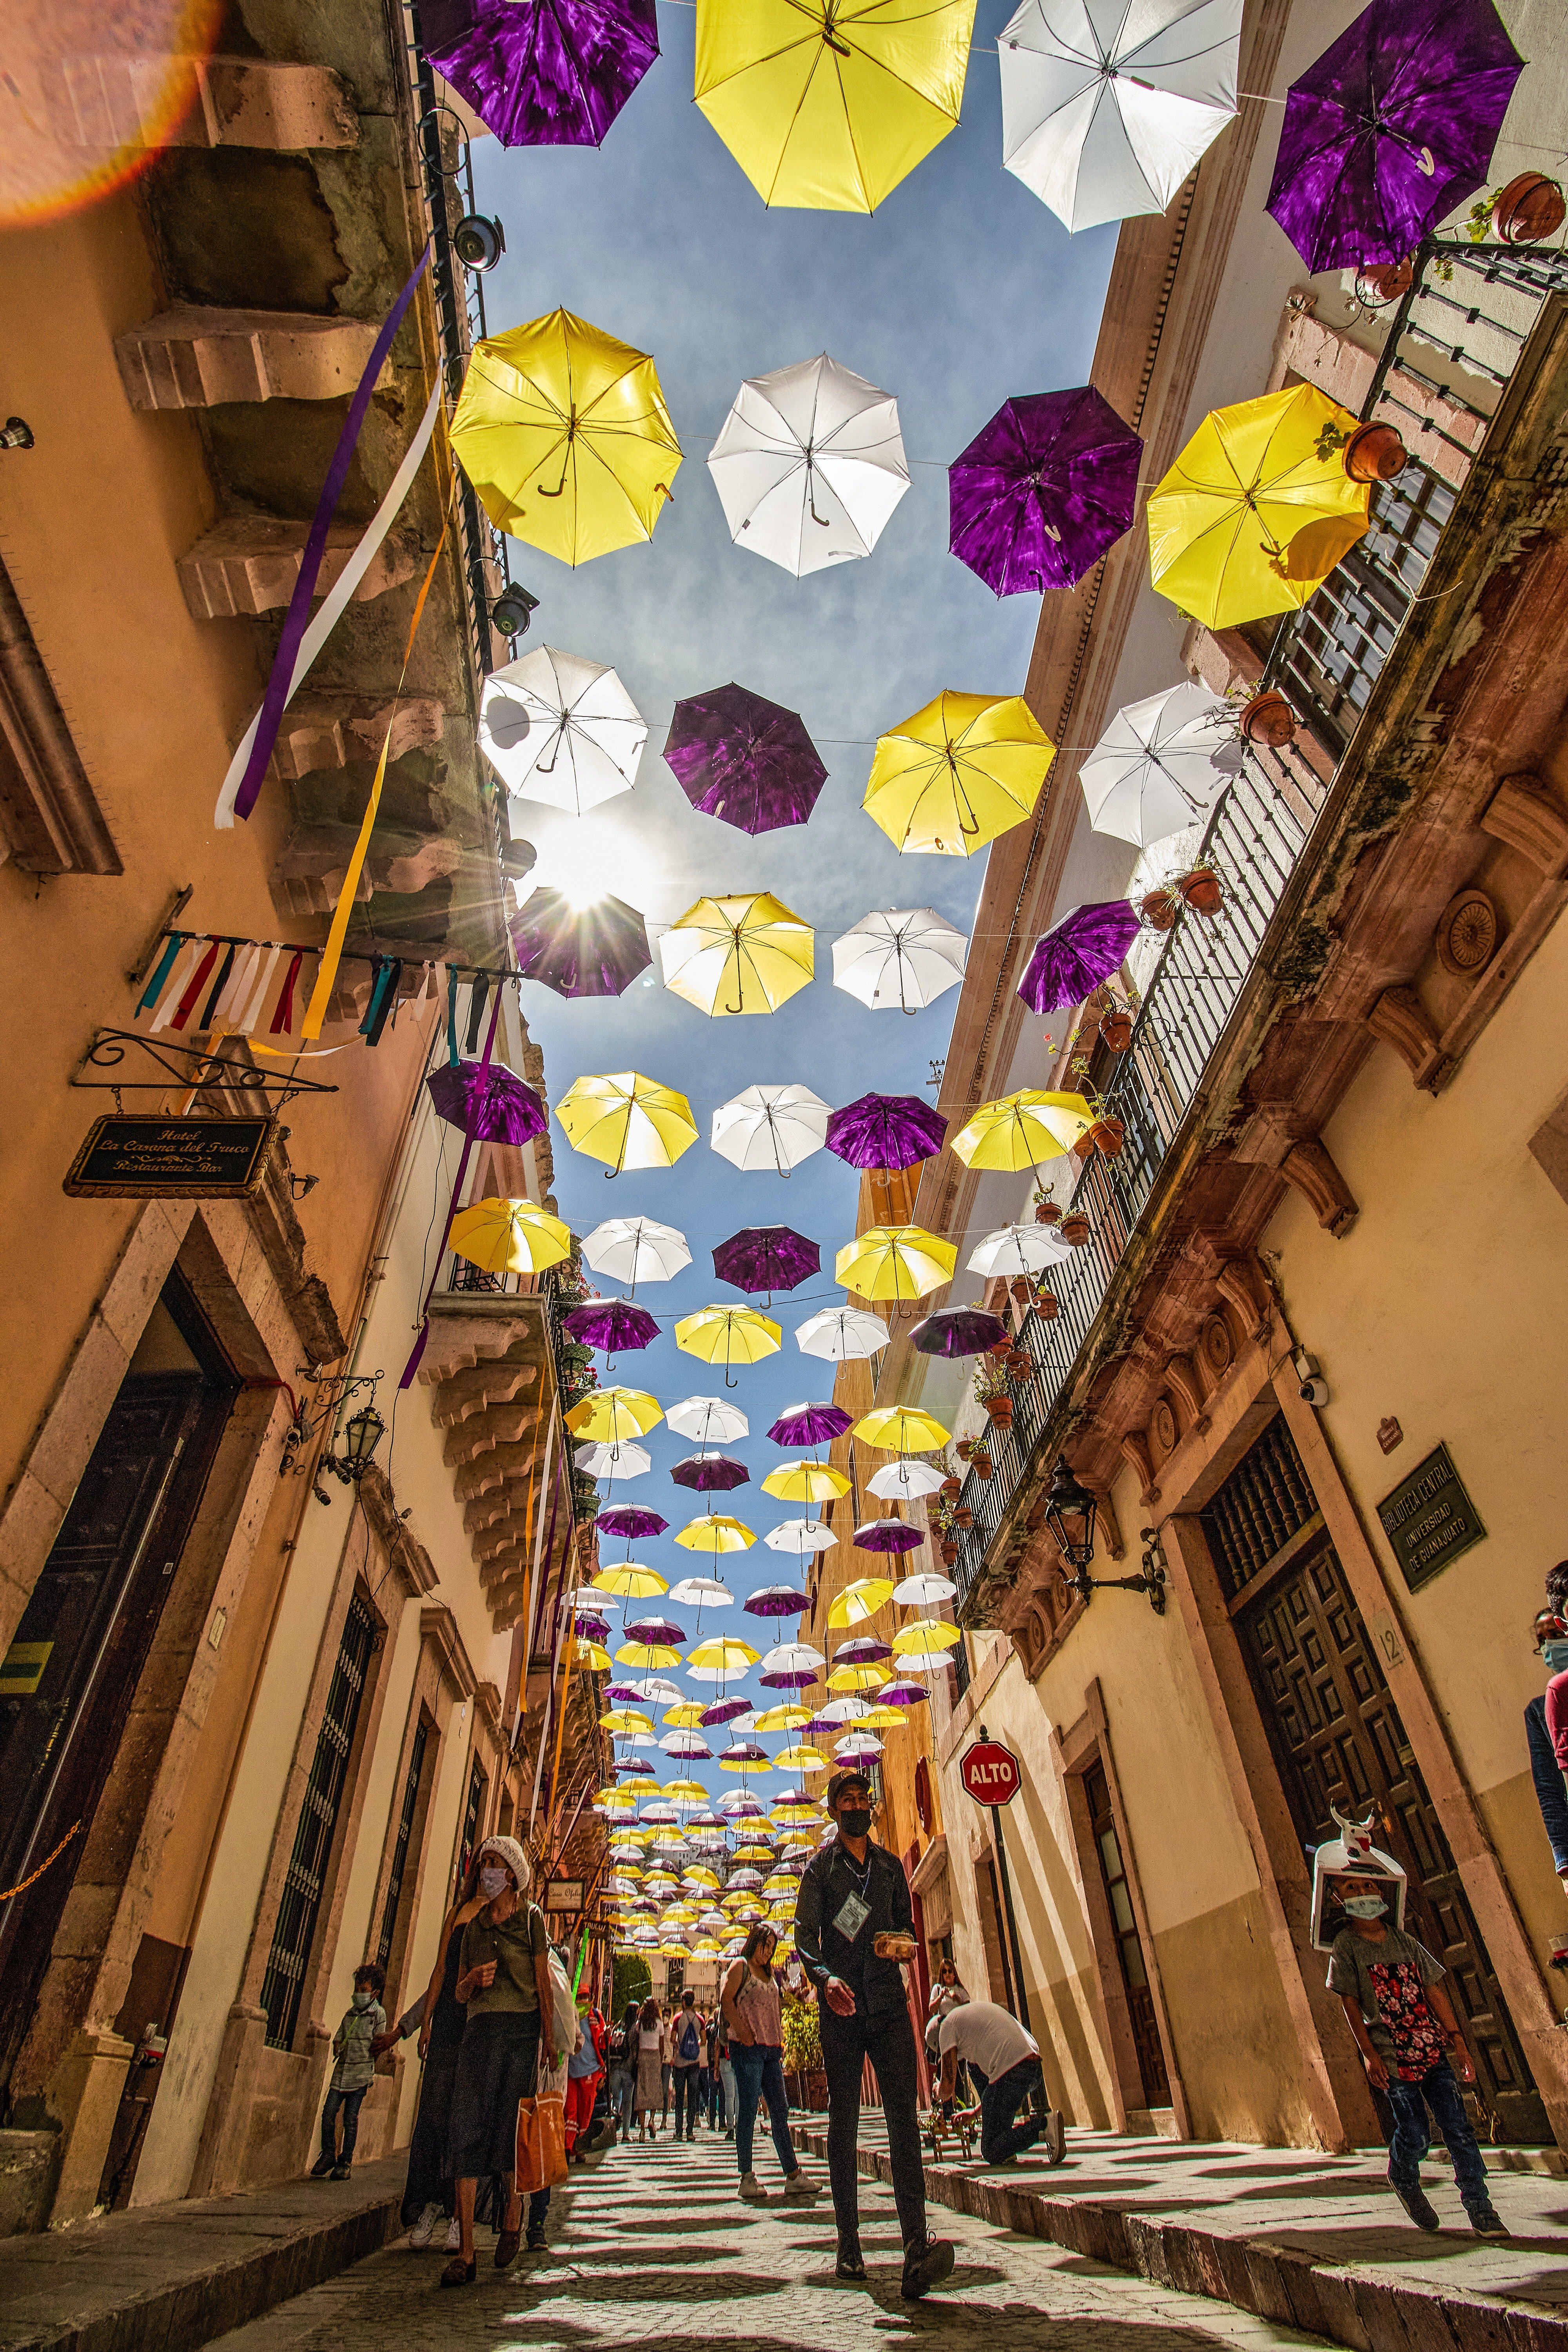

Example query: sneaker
[835,2246,868,2281]
[782,2170,817,2199]
[1469,2203,1511,2239]
[1042,2110,1067,2165]
[409,2203,440,2248]
[309,2154,334,2178]
[444,2215,462,2253]
[738,2172,768,2203]
[330,2164,351,2181]
[901,2234,955,2300]
[525,2227,547,2253]
[1391,2183,1442,2232]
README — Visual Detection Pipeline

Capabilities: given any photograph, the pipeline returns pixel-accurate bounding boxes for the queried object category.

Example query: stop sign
[960,1739,1022,1807]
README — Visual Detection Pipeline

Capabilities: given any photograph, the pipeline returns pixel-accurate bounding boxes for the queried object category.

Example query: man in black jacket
[795,1769,953,2299]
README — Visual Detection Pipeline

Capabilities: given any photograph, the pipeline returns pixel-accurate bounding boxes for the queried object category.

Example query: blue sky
[471,2,1115,1793]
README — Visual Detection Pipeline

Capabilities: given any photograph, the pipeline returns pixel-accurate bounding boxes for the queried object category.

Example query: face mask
[1543,1641,1568,1674]
[479,1866,509,1900]
[1343,1895,1388,1919]
[838,1808,872,1839]
[352,1989,373,2010]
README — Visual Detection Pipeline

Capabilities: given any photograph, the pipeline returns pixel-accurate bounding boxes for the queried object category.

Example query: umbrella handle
[537,716,568,776]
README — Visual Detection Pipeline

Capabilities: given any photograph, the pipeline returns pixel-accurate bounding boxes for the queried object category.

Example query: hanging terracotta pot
[1034,1289,1060,1320]
[984,1394,1014,1430]
[955,1438,975,1463]
[1493,171,1567,245]
[1343,421,1408,483]
[1087,1116,1126,1158]
[1098,1007,1133,1053]
[1176,867,1223,918]
[940,1475,962,1501]
[1239,689,1296,748]
[1140,887,1180,933]
[940,1538,959,1566]
[1009,1274,1032,1303]
[1034,1198,1062,1225]
[1061,1211,1091,1247]
[1005,1349,1033,1384]
[953,1507,973,1529]
[972,1449,994,1480]
[1355,255,1414,306]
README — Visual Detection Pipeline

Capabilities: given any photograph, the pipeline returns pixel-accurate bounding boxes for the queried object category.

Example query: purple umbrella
[1017,899,1142,1016]
[664,682,828,834]
[880,1679,931,1707]
[1266,0,1523,273]
[743,1583,811,1617]
[563,1299,660,1359]
[508,885,652,998]
[800,1712,841,1736]
[702,1695,753,1727]
[671,1452,750,1492]
[421,0,659,148]
[595,1505,668,1541]
[760,1665,822,1691]
[713,1225,820,1298]
[575,1611,611,1641]
[624,1617,685,1646]
[604,1679,648,1704]
[426,1058,546,1145]
[910,1307,1010,1358]
[826,1092,948,1172]
[767,1403,853,1448]
[853,1519,924,1556]
[719,1742,768,1766]
[835,1635,893,1664]
[950,387,1142,597]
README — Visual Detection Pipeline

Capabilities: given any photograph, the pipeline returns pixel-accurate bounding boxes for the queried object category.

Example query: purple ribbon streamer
[399,979,503,1389]
[232,244,432,825]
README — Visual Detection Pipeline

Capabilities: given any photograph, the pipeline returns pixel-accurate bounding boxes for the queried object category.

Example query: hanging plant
[1034,1187,1062,1225]
[1238,689,1296,748]
[955,1437,976,1463]
[1061,1210,1092,1247]
[1474,173,1567,246]
[971,1446,994,1480]
[1009,1273,1032,1303]
[1355,255,1414,306]
[1004,1346,1034,1384]
[1073,1113,1125,1160]
[940,1537,960,1566]
[975,1363,1014,1428]
[1175,866,1224,918]
[952,1506,974,1529]
[1034,1286,1061,1320]
[1140,886,1180,933]
[940,1473,963,1501]
[1098,1004,1133,1053]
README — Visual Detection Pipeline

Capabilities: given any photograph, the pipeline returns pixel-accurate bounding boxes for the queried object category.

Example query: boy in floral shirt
[1326,1872,1507,2238]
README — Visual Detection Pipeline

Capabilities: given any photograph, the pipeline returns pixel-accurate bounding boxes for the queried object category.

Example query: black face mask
[838,1808,872,1839]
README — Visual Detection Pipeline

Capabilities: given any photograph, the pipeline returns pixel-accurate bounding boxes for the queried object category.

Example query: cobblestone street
[209,2129,1330,2352]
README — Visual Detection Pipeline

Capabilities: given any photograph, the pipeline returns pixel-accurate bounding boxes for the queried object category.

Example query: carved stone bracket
[1163,1353,1210,1437]
[1214,1257,1270,1337]
[1368,985,1452,1093]
[1481,772,1568,873]
[1281,1137,1359,1237]
[1120,1428,1158,1505]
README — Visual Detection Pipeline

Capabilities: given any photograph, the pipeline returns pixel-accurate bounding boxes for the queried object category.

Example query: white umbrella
[1000,0,1241,234]
[707,353,910,578]
[581,1215,691,1292]
[667,1575,735,1608]
[660,1730,713,1756]
[867,1458,949,1501]
[795,1305,890,1361]
[833,1733,884,1757]
[477,645,646,816]
[1079,680,1234,846]
[711,1083,829,1175]
[967,1221,1075,1278]
[624,1676,685,1703]
[761,1642,826,1674]
[574,1439,651,1479]
[667,1396,750,1444]
[764,1518,839,1556]
[818,1694,871,1722]
[893,1570,958,1607]
[832,908,968,1014]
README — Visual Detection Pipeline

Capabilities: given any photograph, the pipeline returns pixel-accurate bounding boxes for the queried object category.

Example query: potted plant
[1005,1346,1033,1382]
[1098,1004,1133,1053]
[1060,1209,1091,1247]
[952,1506,974,1529]
[1140,885,1180,933]
[940,1537,960,1566]
[1355,254,1414,305]
[1034,1286,1061,1320]
[1238,688,1296,748]
[976,1363,1013,1430]
[955,1437,976,1463]
[1473,172,1567,246]
[1074,1111,1125,1159]
[1034,1187,1062,1225]
[1175,866,1223,918]
[1009,1273,1032,1303]
[971,1446,994,1479]
[940,1473,963,1501]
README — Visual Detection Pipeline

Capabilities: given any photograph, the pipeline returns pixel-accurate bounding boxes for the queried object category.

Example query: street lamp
[1043,1457,1166,1613]
[280,1368,387,1500]
[339,1403,387,1478]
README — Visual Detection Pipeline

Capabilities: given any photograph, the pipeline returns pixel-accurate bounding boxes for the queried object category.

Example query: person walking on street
[660,2002,675,2131]
[442,1836,555,2287]
[312,1962,385,2180]
[374,1875,490,2247]
[720,1925,816,2205]
[565,1994,606,2163]
[706,2004,727,2132]
[795,1770,953,2299]
[633,1996,664,2140]
[607,2000,639,2141]
[671,1988,704,2141]
[935,2000,1065,2167]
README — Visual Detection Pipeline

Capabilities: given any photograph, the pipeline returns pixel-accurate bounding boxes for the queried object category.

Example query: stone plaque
[1377,1443,1486,1593]
[544,1879,584,1913]
[64,1114,280,1200]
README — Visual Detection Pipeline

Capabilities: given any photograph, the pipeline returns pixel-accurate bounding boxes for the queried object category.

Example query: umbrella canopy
[666,1578,733,1609]
[767,1403,853,1448]
[693,0,976,212]
[813,1695,869,1723]
[950,386,1142,596]
[951,1090,1094,1180]
[575,1438,651,1480]
[745,1583,811,1618]
[832,908,967,1014]
[764,1519,839,1555]
[761,1641,826,1675]
[594,1505,668,1542]
[1000,0,1241,232]
[879,1678,933,1706]
[893,1571,957,1607]
[615,1635,680,1669]
[1078,681,1233,846]
[659,891,815,1017]
[567,1387,663,1443]
[563,1299,659,1356]
[624,1615,686,1646]
[1266,0,1523,274]
[1018,900,1142,1014]
[828,1576,896,1627]
[718,1743,769,1771]
[690,1636,761,1673]
[756,1707,814,1735]
[665,681,828,833]
[479,648,646,817]
[676,1517,757,1555]
[853,1404,951,1454]
[910,1305,1010,1357]
[592,1564,669,1601]
[451,309,681,566]
[581,1215,691,1293]
[670,1452,750,1492]
[760,1664,822,1691]
[1148,386,1371,631]
[576,1612,611,1642]
[558,1071,698,1174]
[826,1092,947,1172]
[835,1225,957,1303]
[702,1694,754,1726]
[427,1060,546,1145]
[508,886,652,997]
[421,0,659,146]
[713,1225,820,1298]
[794,1306,890,1360]
[853,1518,926,1555]
[967,1221,1074,1278]
[675,1305,782,1383]
[667,1396,750,1444]
[833,1732,885,1758]
[576,1639,613,1671]
[711,1083,831,1174]
[864,691,1055,856]
[706,352,910,573]
[761,1460,851,1504]
[835,1634,893,1665]
[868,1457,949,1500]
[449,1196,572,1276]
[892,1618,963,1656]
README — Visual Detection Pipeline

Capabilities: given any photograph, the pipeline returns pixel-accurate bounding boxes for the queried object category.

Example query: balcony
[444,1258,599,1524]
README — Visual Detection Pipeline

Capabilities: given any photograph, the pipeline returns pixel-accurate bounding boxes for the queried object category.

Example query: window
[457,1752,488,1893]
[1084,1762,1170,2107]
[261,1591,376,2050]
[376,1714,429,1974]
[1199,1415,1316,1600]
[952,1631,972,1701]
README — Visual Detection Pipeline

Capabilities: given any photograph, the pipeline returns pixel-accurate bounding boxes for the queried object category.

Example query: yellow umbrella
[450,308,681,566]
[828,1574,896,1626]
[852,1405,950,1455]
[689,1635,761,1672]
[761,1459,851,1503]
[592,1563,669,1600]
[566,1385,664,1443]
[864,691,1054,857]
[602,1706,653,1732]
[722,1752,774,1775]
[662,1701,709,1729]
[775,1744,828,1772]
[694,0,975,214]
[753,1703,813,1733]
[950,1090,1094,1185]
[1147,384,1371,630]
[676,1515,756,1555]
[577,1639,613,1672]
[835,1225,956,1302]
[615,1636,681,1668]
[558,1071,698,1176]
[660,893,814,1017]
[827,1660,890,1693]
[675,1304,781,1384]
[892,1618,962,1655]
[683,1864,722,1887]
[448,1196,572,1276]
[857,1703,910,1730]
[664,1779,709,1804]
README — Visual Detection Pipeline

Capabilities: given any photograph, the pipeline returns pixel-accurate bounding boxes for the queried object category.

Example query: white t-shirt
[938,1999,1038,2081]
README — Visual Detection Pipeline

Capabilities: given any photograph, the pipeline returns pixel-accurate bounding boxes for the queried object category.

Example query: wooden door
[1085,1762,1171,2109]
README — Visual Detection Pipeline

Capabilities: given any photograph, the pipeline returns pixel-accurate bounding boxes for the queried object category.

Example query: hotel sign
[63,1115,280,1200]
[1377,1443,1486,1593]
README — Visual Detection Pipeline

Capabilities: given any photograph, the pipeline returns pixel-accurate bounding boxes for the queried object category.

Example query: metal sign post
[961,1728,1030,2030]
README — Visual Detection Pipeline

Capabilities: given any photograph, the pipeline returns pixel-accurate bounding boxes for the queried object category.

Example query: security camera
[493,583,540,639]
[453,212,505,272]
[1300,1377,1330,1408]
[1293,1348,1328,1407]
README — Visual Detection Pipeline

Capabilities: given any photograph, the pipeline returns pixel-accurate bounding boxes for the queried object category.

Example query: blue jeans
[979,2056,1044,2165]
[609,2066,634,2133]
[708,2063,727,2127]
[1384,2058,1489,2209]
[321,2083,367,2163]
[731,2042,795,2180]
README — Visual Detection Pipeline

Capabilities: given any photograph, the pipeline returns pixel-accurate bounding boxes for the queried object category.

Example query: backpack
[678,2012,701,2062]
[608,2021,629,2062]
